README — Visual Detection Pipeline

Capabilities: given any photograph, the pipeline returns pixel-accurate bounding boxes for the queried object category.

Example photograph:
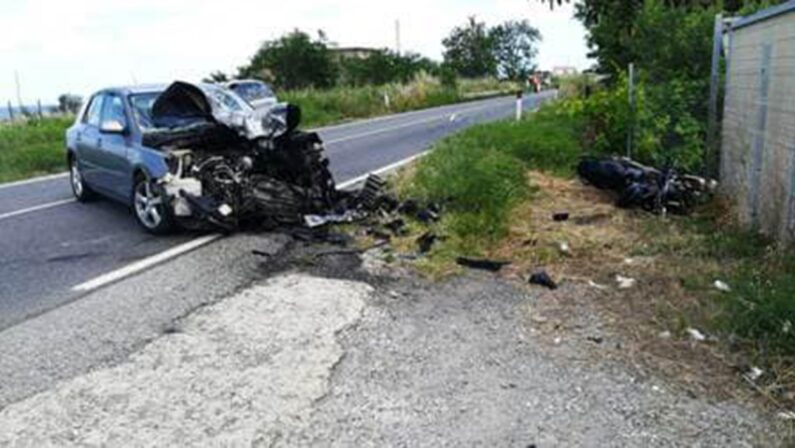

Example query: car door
[97,93,133,198]
[76,93,105,187]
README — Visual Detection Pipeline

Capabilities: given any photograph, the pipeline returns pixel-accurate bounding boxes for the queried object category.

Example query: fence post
[37,99,42,119]
[7,101,13,121]
[706,13,724,178]
[515,90,523,121]
[626,63,635,159]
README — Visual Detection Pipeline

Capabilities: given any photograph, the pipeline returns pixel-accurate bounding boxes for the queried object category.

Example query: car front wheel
[133,175,173,234]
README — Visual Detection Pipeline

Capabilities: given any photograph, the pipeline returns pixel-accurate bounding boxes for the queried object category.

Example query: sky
[0,0,590,104]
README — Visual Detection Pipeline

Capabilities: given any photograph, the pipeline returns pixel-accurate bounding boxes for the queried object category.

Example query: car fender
[128,147,170,200]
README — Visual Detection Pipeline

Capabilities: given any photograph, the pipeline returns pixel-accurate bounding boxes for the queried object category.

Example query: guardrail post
[515,91,523,121]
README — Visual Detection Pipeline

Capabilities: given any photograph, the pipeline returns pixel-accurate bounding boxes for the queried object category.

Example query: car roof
[98,84,169,96]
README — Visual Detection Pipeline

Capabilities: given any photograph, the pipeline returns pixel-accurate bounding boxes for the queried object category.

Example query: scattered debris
[587,280,608,290]
[416,232,437,253]
[577,156,716,215]
[528,270,558,290]
[744,366,764,382]
[777,411,795,421]
[365,227,392,241]
[557,241,571,255]
[552,212,570,222]
[586,336,604,344]
[658,330,672,339]
[397,199,419,215]
[456,257,511,272]
[615,275,636,289]
[783,320,792,334]
[686,328,706,342]
[713,280,731,292]
[384,218,408,236]
[416,208,440,223]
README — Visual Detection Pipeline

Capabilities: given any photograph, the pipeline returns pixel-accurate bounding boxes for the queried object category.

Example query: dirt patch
[487,171,757,405]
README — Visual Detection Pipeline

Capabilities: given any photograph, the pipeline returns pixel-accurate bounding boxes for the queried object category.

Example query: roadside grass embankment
[283,77,519,128]
[0,77,518,184]
[0,116,73,183]
[387,99,795,408]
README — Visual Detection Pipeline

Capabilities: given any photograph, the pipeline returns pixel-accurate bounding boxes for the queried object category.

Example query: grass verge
[0,117,73,183]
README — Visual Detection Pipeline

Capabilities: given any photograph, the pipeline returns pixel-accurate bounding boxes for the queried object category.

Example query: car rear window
[231,82,273,102]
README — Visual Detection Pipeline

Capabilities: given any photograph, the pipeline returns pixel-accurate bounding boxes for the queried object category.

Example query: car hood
[151,81,215,125]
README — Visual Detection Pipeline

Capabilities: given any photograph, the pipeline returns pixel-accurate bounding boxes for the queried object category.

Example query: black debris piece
[416,208,440,223]
[553,212,570,222]
[587,336,604,344]
[385,218,408,236]
[416,232,437,253]
[456,257,511,272]
[355,175,387,210]
[397,199,419,215]
[375,194,400,213]
[528,270,558,290]
[324,232,354,246]
[366,227,392,241]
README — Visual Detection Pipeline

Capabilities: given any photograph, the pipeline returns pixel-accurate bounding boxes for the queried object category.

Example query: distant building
[329,47,381,60]
[552,66,578,76]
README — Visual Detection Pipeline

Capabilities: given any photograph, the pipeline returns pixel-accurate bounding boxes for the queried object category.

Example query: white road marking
[71,234,223,292]
[0,172,69,190]
[0,198,76,222]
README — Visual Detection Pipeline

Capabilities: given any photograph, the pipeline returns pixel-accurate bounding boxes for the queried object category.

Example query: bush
[408,100,583,245]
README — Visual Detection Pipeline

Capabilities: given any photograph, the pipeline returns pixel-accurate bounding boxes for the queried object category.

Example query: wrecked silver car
[66,81,339,233]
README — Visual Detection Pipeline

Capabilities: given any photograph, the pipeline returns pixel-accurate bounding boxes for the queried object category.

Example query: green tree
[240,30,337,90]
[442,17,497,78]
[203,71,229,83]
[339,50,439,86]
[490,20,542,81]
[57,94,82,114]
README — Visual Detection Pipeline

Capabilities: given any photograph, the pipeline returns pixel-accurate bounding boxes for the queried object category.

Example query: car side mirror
[100,119,126,134]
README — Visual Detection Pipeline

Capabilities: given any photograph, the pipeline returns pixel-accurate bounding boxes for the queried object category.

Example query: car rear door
[97,93,133,198]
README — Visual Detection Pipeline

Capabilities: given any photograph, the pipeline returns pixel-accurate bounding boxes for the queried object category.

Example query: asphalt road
[0,92,554,330]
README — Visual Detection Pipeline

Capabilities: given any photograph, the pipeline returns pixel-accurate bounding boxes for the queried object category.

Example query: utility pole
[14,70,24,112]
[626,63,636,159]
[395,19,401,55]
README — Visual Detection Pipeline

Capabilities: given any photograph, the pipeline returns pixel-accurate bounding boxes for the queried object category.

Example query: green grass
[282,76,518,128]
[404,101,583,253]
[0,117,72,183]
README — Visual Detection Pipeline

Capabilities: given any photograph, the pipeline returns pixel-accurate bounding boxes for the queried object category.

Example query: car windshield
[129,92,162,131]
[231,82,274,103]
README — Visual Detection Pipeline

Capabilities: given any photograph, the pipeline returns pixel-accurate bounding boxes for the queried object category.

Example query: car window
[84,94,105,127]
[207,88,244,112]
[101,94,127,128]
[232,82,273,102]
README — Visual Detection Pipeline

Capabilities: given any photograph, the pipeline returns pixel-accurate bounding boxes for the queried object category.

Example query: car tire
[132,173,173,234]
[69,154,97,202]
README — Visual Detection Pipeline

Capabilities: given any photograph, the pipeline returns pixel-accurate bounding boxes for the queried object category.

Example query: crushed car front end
[139,81,340,231]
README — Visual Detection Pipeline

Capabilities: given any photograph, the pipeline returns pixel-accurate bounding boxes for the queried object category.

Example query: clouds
[1,0,589,103]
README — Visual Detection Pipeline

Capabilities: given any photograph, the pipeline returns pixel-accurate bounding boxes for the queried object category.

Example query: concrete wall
[720,4,795,243]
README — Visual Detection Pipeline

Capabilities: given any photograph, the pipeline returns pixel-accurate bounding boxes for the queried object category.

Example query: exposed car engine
[142,81,342,230]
